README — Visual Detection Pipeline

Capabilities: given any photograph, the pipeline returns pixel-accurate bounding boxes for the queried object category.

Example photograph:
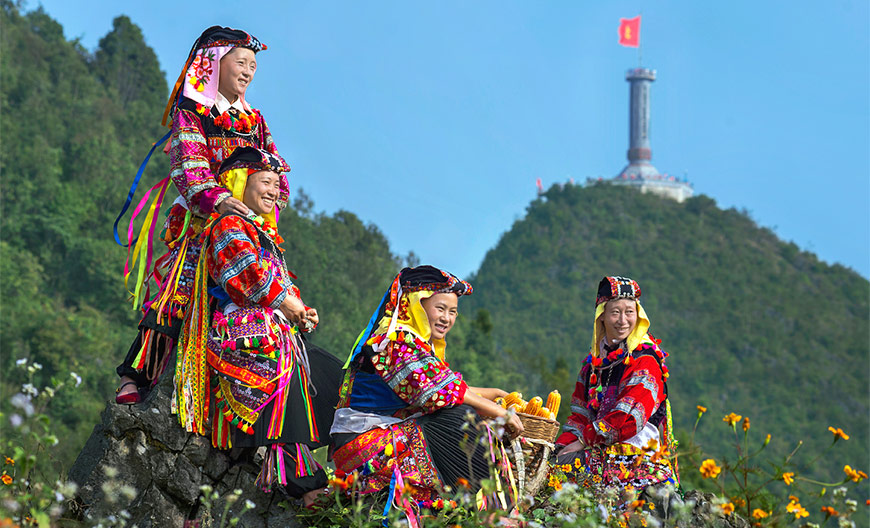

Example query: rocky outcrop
[67,374,300,528]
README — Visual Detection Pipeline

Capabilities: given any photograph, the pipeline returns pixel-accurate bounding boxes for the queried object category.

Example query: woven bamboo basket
[510,412,560,500]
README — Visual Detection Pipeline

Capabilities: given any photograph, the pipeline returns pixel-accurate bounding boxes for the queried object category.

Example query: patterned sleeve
[206,215,286,310]
[367,334,468,415]
[556,364,592,446]
[581,355,665,447]
[259,114,289,212]
[169,107,232,216]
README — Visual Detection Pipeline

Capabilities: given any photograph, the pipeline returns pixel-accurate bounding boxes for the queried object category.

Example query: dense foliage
[462,182,869,492]
[0,2,398,473]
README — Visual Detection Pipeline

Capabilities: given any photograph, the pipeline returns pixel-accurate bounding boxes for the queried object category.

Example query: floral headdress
[162,26,267,126]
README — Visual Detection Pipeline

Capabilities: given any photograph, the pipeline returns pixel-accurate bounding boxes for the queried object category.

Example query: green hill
[457,182,869,490]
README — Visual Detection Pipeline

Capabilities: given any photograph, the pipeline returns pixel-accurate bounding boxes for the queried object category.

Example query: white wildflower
[70,372,82,387]
[9,414,22,427]
[244,499,255,509]
[15,358,27,366]
[21,384,38,397]
[10,394,34,416]
[44,387,55,398]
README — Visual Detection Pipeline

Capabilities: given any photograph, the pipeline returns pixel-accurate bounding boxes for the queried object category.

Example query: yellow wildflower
[720,502,734,515]
[843,465,867,482]
[782,472,795,485]
[732,497,745,508]
[696,405,707,414]
[828,427,849,441]
[574,458,583,469]
[786,499,809,519]
[751,509,769,519]
[1,473,11,486]
[723,413,742,427]
[699,459,721,479]
[3,458,12,466]
[561,464,572,473]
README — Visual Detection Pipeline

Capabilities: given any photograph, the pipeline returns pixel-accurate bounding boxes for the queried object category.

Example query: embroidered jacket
[337,330,468,419]
[169,98,285,216]
[556,344,667,447]
[206,214,296,310]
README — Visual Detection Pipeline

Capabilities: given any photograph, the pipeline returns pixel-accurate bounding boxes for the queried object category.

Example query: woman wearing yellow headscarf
[174,147,343,506]
[331,266,522,522]
[555,276,680,516]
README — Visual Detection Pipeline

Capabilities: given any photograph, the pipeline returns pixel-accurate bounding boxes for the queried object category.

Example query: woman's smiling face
[218,47,257,102]
[242,170,280,216]
[421,292,459,340]
[602,298,638,344]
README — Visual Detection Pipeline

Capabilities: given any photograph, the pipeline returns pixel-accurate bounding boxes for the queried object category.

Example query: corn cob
[508,402,523,413]
[535,406,550,418]
[524,396,543,415]
[546,390,561,415]
[494,397,507,409]
[505,392,524,408]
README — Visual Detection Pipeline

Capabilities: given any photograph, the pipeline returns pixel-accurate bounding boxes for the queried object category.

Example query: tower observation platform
[591,67,693,202]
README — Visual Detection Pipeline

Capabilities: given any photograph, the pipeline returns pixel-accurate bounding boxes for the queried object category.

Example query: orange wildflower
[782,472,795,485]
[630,499,646,510]
[742,417,750,432]
[786,500,809,519]
[828,427,849,441]
[720,502,734,515]
[732,497,746,508]
[751,509,769,519]
[328,476,348,491]
[699,459,721,479]
[723,413,742,427]
[696,405,707,414]
[820,505,839,517]
[3,457,12,466]
[456,477,470,489]
[843,465,867,482]
[1,473,11,486]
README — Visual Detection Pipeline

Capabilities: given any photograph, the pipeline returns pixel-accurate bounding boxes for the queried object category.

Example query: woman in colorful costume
[331,266,523,521]
[116,25,286,403]
[174,146,343,505]
[555,276,681,516]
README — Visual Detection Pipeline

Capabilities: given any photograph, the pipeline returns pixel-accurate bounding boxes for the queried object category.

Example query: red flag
[618,16,641,48]
[535,178,543,193]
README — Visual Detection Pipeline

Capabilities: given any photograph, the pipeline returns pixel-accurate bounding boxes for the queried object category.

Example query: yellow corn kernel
[546,390,561,415]
[494,397,507,409]
[524,396,543,415]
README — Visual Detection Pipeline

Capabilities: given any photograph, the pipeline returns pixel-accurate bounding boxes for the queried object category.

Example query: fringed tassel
[266,342,294,439]
[382,466,420,528]
[153,215,191,327]
[175,227,212,434]
[255,444,289,492]
[123,176,171,310]
[292,444,321,478]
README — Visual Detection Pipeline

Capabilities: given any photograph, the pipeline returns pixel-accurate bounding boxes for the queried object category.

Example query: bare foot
[302,487,326,508]
[117,376,138,397]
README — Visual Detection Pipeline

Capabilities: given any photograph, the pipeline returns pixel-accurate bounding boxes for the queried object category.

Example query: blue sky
[35,1,870,278]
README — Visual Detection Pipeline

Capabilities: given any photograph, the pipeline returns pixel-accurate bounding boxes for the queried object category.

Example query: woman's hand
[216,196,250,215]
[468,386,509,401]
[278,295,307,327]
[463,390,525,436]
[556,439,585,456]
[303,307,319,331]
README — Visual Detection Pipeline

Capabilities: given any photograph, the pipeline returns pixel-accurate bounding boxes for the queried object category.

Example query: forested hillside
[0,3,399,471]
[461,182,869,488]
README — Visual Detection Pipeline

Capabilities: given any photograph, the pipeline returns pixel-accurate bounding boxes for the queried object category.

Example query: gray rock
[67,372,300,528]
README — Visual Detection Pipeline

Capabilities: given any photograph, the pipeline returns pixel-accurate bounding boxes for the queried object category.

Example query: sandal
[115,381,141,405]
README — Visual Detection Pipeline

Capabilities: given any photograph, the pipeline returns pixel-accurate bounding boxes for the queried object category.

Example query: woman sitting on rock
[555,276,681,516]
[330,266,523,520]
[174,147,343,506]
